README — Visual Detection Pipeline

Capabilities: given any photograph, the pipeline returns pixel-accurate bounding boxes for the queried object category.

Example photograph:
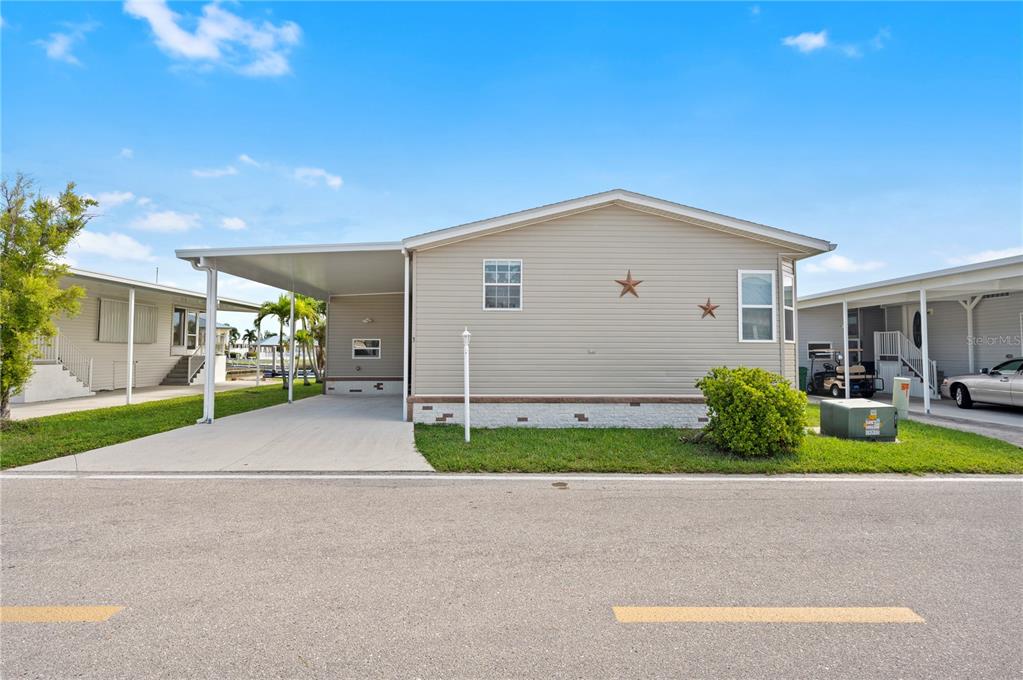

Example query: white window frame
[737,270,777,343]
[783,273,795,343]
[807,341,832,361]
[352,338,381,360]
[482,259,523,311]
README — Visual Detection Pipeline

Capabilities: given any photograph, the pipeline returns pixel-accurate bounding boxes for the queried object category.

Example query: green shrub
[696,366,807,457]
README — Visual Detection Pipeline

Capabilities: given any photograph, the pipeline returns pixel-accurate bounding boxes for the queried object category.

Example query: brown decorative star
[698,298,719,319]
[615,270,643,297]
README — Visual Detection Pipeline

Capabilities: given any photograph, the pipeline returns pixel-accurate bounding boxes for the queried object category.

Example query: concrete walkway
[16,396,433,472]
[9,380,271,421]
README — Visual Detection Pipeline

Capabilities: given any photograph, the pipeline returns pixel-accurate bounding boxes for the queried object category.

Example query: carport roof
[175,242,405,299]
[798,255,1023,309]
[67,268,260,312]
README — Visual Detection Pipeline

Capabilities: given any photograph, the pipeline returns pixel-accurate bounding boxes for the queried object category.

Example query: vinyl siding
[326,294,404,378]
[412,204,789,396]
[798,305,843,369]
[50,280,201,391]
[973,292,1023,370]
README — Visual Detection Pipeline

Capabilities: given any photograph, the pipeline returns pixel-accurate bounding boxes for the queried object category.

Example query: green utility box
[819,399,897,442]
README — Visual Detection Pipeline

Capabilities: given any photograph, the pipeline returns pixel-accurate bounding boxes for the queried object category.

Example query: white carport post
[194,258,218,424]
[255,319,261,386]
[920,288,931,414]
[841,299,851,399]
[288,290,296,404]
[126,287,135,405]
[959,296,982,373]
[402,250,410,421]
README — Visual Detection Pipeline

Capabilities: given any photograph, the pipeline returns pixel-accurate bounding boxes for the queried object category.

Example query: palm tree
[256,295,293,388]
[241,329,258,360]
[294,329,313,385]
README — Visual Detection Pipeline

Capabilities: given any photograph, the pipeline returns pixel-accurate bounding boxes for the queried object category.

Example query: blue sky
[3,1,1021,329]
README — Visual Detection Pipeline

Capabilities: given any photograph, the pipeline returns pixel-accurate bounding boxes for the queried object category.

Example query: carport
[176,242,409,424]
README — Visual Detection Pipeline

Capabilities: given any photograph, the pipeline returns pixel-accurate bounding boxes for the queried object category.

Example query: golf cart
[805,348,883,399]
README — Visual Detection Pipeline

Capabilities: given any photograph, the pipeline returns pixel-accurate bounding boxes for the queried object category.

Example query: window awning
[175,242,405,299]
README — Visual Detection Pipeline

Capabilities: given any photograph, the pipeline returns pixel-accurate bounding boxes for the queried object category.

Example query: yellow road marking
[613,607,924,624]
[0,606,124,623]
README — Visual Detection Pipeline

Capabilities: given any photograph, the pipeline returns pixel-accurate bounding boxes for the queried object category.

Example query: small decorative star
[615,270,643,297]
[698,298,719,319]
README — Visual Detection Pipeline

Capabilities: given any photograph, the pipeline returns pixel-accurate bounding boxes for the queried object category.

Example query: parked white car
[940,358,1023,408]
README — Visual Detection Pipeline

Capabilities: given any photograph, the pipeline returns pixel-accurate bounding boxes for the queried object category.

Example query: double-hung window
[783,274,795,342]
[738,270,776,342]
[483,259,522,310]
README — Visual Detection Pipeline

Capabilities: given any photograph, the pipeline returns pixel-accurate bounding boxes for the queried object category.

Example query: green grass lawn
[1,382,322,469]
[415,404,1023,474]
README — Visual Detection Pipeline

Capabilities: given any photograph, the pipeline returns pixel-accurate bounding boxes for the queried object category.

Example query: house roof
[797,255,1023,309]
[403,189,836,256]
[176,189,836,297]
[66,267,261,313]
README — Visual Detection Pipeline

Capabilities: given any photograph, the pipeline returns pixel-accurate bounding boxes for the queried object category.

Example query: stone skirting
[410,397,708,428]
[325,378,402,396]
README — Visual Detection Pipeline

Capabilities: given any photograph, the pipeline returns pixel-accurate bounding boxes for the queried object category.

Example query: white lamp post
[463,327,471,443]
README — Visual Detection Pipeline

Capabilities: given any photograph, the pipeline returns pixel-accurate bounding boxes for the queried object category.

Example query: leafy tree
[228,326,240,347]
[294,328,313,385]
[1,176,95,424]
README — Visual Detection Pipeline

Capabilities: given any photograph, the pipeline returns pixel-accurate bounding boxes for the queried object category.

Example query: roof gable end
[402,189,835,256]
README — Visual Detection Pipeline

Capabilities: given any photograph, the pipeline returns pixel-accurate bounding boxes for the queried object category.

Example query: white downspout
[288,289,296,404]
[842,299,850,399]
[126,287,135,405]
[920,288,930,414]
[463,327,471,443]
[190,257,218,424]
[402,249,410,422]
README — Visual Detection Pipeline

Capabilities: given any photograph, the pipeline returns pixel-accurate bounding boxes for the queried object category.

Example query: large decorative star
[615,270,642,297]
[698,298,719,319]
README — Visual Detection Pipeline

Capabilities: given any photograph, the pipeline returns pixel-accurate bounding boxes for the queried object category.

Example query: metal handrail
[187,346,206,383]
[33,332,93,389]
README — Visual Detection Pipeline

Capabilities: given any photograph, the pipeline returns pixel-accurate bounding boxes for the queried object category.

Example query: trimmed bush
[696,366,807,457]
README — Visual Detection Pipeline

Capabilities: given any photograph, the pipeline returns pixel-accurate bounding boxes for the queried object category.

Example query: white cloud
[192,165,238,178]
[93,190,135,208]
[803,254,886,274]
[119,147,134,159]
[123,0,301,77]
[783,27,890,58]
[238,153,265,168]
[294,167,342,190]
[782,30,828,53]
[131,210,200,232]
[750,5,761,16]
[221,216,247,230]
[70,231,155,262]
[136,196,152,206]
[946,246,1023,266]
[35,21,97,65]
[870,27,891,51]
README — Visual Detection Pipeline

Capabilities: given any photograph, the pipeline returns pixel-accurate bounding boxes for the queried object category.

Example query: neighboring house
[177,189,835,427]
[13,269,259,404]
[798,256,1023,403]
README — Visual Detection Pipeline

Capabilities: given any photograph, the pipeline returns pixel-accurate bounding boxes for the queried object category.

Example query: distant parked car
[940,358,1023,408]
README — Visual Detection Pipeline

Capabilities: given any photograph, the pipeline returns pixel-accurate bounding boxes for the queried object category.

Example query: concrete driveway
[16,396,433,472]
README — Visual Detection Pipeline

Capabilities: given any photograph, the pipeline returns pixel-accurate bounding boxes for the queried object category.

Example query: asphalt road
[2,475,1021,679]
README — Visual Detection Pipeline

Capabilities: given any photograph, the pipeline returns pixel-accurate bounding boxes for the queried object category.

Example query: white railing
[33,332,93,389]
[874,331,938,395]
[187,347,206,384]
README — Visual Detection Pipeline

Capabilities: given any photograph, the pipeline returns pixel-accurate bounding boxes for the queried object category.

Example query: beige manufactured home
[178,190,835,427]
[13,269,259,404]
